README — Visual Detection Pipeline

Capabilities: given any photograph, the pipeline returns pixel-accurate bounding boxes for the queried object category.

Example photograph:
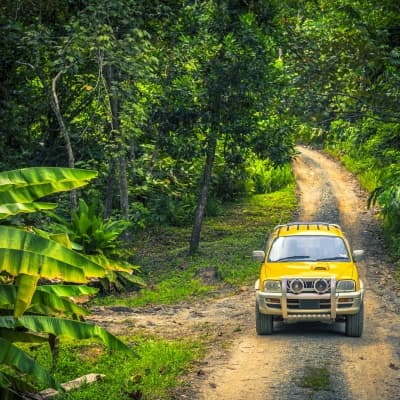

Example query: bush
[245,156,294,194]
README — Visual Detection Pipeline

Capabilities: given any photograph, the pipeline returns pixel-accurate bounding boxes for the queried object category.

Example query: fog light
[314,279,329,294]
[290,279,304,293]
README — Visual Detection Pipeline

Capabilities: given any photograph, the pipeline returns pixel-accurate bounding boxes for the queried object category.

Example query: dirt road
[190,146,400,400]
[89,146,400,399]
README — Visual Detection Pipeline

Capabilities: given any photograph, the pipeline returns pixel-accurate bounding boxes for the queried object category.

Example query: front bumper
[256,277,364,322]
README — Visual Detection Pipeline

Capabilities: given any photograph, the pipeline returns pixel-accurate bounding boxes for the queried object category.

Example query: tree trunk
[103,158,116,219]
[106,65,130,240]
[189,135,217,254]
[50,71,77,208]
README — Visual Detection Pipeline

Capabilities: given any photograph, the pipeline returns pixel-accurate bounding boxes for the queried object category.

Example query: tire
[345,302,364,337]
[255,301,273,335]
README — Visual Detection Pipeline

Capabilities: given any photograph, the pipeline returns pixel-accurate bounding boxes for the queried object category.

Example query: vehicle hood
[263,261,356,280]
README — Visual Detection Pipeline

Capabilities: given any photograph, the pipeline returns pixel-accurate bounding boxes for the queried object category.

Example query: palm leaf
[0,167,97,192]
[86,254,134,273]
[29,291,90,318]
[0,167,97,220]
[0,285,16,308]
[0,202,57,219]
[36,284,98,297]
[0,337,60,390]
[0,226,107,279]
[14,274,39,318]
[0,248,87,283]
[0,284,89,318]
[0,316,134,353]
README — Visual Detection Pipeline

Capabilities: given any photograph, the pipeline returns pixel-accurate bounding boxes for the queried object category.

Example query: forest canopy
[1,0,399,254]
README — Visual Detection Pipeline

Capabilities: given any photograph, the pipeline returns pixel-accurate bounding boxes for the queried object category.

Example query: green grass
[93,184,297,308]
[26,336,203,400]
[299,366,331,391]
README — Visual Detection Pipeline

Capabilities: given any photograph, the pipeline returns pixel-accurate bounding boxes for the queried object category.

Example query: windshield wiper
[274,256,313,261]
[315,256,349,261]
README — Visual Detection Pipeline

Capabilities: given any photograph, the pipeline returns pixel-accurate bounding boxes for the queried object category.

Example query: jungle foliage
[283,0,400,262]
[1,0,400,397]
[0,167,134,399]
[0,0,296,255]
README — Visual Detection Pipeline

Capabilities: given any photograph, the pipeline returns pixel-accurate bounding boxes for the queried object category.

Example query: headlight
[264,280,281,292]
[336,280,355,292]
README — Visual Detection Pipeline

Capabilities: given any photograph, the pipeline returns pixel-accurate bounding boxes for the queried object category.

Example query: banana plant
[0,167,135,399]
[49,199,146,292]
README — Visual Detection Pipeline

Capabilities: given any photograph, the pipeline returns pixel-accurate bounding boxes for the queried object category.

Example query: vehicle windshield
[268,235,350,262]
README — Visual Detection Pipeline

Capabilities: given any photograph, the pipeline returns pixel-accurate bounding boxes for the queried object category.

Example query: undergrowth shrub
[244,156,294,194]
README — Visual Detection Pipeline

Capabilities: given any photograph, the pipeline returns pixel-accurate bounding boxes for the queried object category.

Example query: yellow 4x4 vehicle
[253,222,365,337]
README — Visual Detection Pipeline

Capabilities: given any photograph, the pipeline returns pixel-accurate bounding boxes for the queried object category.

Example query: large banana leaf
[29,291,90,318]
[0,316,134,353]
[0,226,107,279]
[0,337,60,390]
[0,248,87,283]
[14,274,39,318]
[0,202,57,219]
[0,180,91,205]
[0,167,97,191]
[0,167,97,220]
[36,284,98,297]
[0,284,89,318]
[86,254,141,275]
[0,285,15,307]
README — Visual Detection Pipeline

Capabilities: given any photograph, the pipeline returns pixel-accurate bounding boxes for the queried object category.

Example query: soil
[88,146,400,400]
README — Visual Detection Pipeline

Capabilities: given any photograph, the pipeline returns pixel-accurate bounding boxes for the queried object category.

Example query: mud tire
[346,301,364,337]
[255,301,273,335]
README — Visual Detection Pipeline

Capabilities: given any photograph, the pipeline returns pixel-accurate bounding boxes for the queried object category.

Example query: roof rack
[273,222,342,234]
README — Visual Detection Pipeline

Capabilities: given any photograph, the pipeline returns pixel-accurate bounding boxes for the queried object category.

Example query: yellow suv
[253,222,364,337]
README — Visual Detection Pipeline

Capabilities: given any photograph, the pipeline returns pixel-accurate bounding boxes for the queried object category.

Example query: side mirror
[353,249,365,262]
[253,250,265,263]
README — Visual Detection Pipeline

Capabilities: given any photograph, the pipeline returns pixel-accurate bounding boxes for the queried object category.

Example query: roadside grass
[25,336,203,400]
[92,184,297,308]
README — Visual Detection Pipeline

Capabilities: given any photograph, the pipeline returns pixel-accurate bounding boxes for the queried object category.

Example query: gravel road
[191,146,400,400]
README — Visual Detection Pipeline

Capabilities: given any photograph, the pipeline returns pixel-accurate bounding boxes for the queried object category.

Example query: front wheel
[345,302,364,337]
[255,301,273,335]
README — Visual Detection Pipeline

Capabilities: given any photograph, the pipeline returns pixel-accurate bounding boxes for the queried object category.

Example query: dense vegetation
[1,0,400,398]
[288,1,400,260]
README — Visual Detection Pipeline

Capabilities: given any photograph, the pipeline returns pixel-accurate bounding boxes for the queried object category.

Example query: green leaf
[0,371,10,390]
[0,285,16,308]
[0,328,48,344]
[30,291,90,317]
[14,274,39,318]
[0,337,60,390]
[0,167,97,193]
[0,226,107,279]
[0,202,57,219]
[0,316,135,353]
[0,167,97,220]
[36,284,98,297]
[0,248,87,283]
